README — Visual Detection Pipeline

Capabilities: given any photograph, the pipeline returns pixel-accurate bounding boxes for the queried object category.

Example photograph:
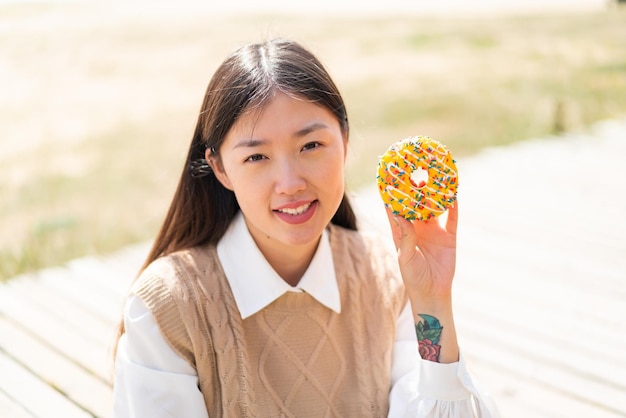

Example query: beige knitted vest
[133,224,407,417]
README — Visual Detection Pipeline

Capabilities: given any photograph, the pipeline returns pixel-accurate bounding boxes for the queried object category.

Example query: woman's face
[208,92,347,264]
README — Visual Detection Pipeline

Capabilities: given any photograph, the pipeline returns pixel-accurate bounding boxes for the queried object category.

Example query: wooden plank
[6,276,118,348]
[466,356,626,418]
[0,350,92,418]
[457,322,626,415]
[0,317,113,418]
[100,243,150,288]
[0,285,114,382]
[454,251,626,397]
[67,256,136,298]
[457,224,626,294]
[455,297,626,380]
[0,390,34,418]
[458,311,626,398]
[454,263,626,352]
[33,267,125,325]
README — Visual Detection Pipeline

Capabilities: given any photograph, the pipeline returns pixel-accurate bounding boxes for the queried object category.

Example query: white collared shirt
[113,213,500,418]
[216,213,341,319]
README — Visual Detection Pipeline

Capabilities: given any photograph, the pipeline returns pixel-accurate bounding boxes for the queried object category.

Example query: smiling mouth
[276,202,312,215]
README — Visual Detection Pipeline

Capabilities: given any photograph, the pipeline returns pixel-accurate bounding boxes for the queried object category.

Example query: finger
[445,200,459,235]
[384,207,403,249]
[384,208,418,262]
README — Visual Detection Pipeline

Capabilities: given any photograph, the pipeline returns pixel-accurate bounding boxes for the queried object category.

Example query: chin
[281,224,325,247]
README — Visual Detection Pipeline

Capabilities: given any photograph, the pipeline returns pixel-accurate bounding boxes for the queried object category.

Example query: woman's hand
[385,203,458,302]
[385,202,460,363]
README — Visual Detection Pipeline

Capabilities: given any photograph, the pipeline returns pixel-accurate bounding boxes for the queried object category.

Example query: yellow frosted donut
[376,135,458,221]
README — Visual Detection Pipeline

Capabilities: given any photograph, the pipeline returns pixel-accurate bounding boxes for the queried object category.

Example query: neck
[275,258,312,287]
[256,238,319,287]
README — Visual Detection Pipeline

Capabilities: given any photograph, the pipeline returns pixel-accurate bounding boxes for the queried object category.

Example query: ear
[205,148,233,191]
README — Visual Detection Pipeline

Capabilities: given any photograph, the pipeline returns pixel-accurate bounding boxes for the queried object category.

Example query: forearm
[410,297,459,364]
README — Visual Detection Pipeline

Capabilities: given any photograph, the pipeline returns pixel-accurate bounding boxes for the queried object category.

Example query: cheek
[227,170,270,207]
[323,163,344,184]
[217,149,280,210]
[313,153,346,191]
[227,172,252,193]
[324,148,346,178]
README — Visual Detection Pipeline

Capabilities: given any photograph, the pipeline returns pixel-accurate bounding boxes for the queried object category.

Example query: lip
[273,200,318,225]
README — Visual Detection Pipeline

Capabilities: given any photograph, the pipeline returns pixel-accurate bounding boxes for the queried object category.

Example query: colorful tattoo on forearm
[415,314,443,362]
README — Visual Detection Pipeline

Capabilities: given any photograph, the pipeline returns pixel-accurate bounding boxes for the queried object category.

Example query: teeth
[278,203,311,215]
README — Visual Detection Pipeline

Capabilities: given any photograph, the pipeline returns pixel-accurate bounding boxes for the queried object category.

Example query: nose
[274,158,306,195]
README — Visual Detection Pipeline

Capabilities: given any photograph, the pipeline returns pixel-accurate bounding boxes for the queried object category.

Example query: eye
[244,154,266,163]
[302,141,322,151]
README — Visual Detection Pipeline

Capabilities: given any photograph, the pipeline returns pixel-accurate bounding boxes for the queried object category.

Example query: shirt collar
[216,212,341,319]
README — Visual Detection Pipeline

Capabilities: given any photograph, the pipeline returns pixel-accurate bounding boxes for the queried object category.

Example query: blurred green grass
[1,4,625,280]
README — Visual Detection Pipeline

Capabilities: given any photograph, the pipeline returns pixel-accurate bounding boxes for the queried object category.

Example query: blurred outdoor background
[1,0,625,280]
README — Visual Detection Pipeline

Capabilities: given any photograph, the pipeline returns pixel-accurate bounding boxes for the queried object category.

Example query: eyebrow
[295,122,329,137]
[233,138,267,149]
[232,122,330,149]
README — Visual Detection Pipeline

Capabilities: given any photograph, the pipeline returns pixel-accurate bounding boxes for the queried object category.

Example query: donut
[376,135,458,221]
